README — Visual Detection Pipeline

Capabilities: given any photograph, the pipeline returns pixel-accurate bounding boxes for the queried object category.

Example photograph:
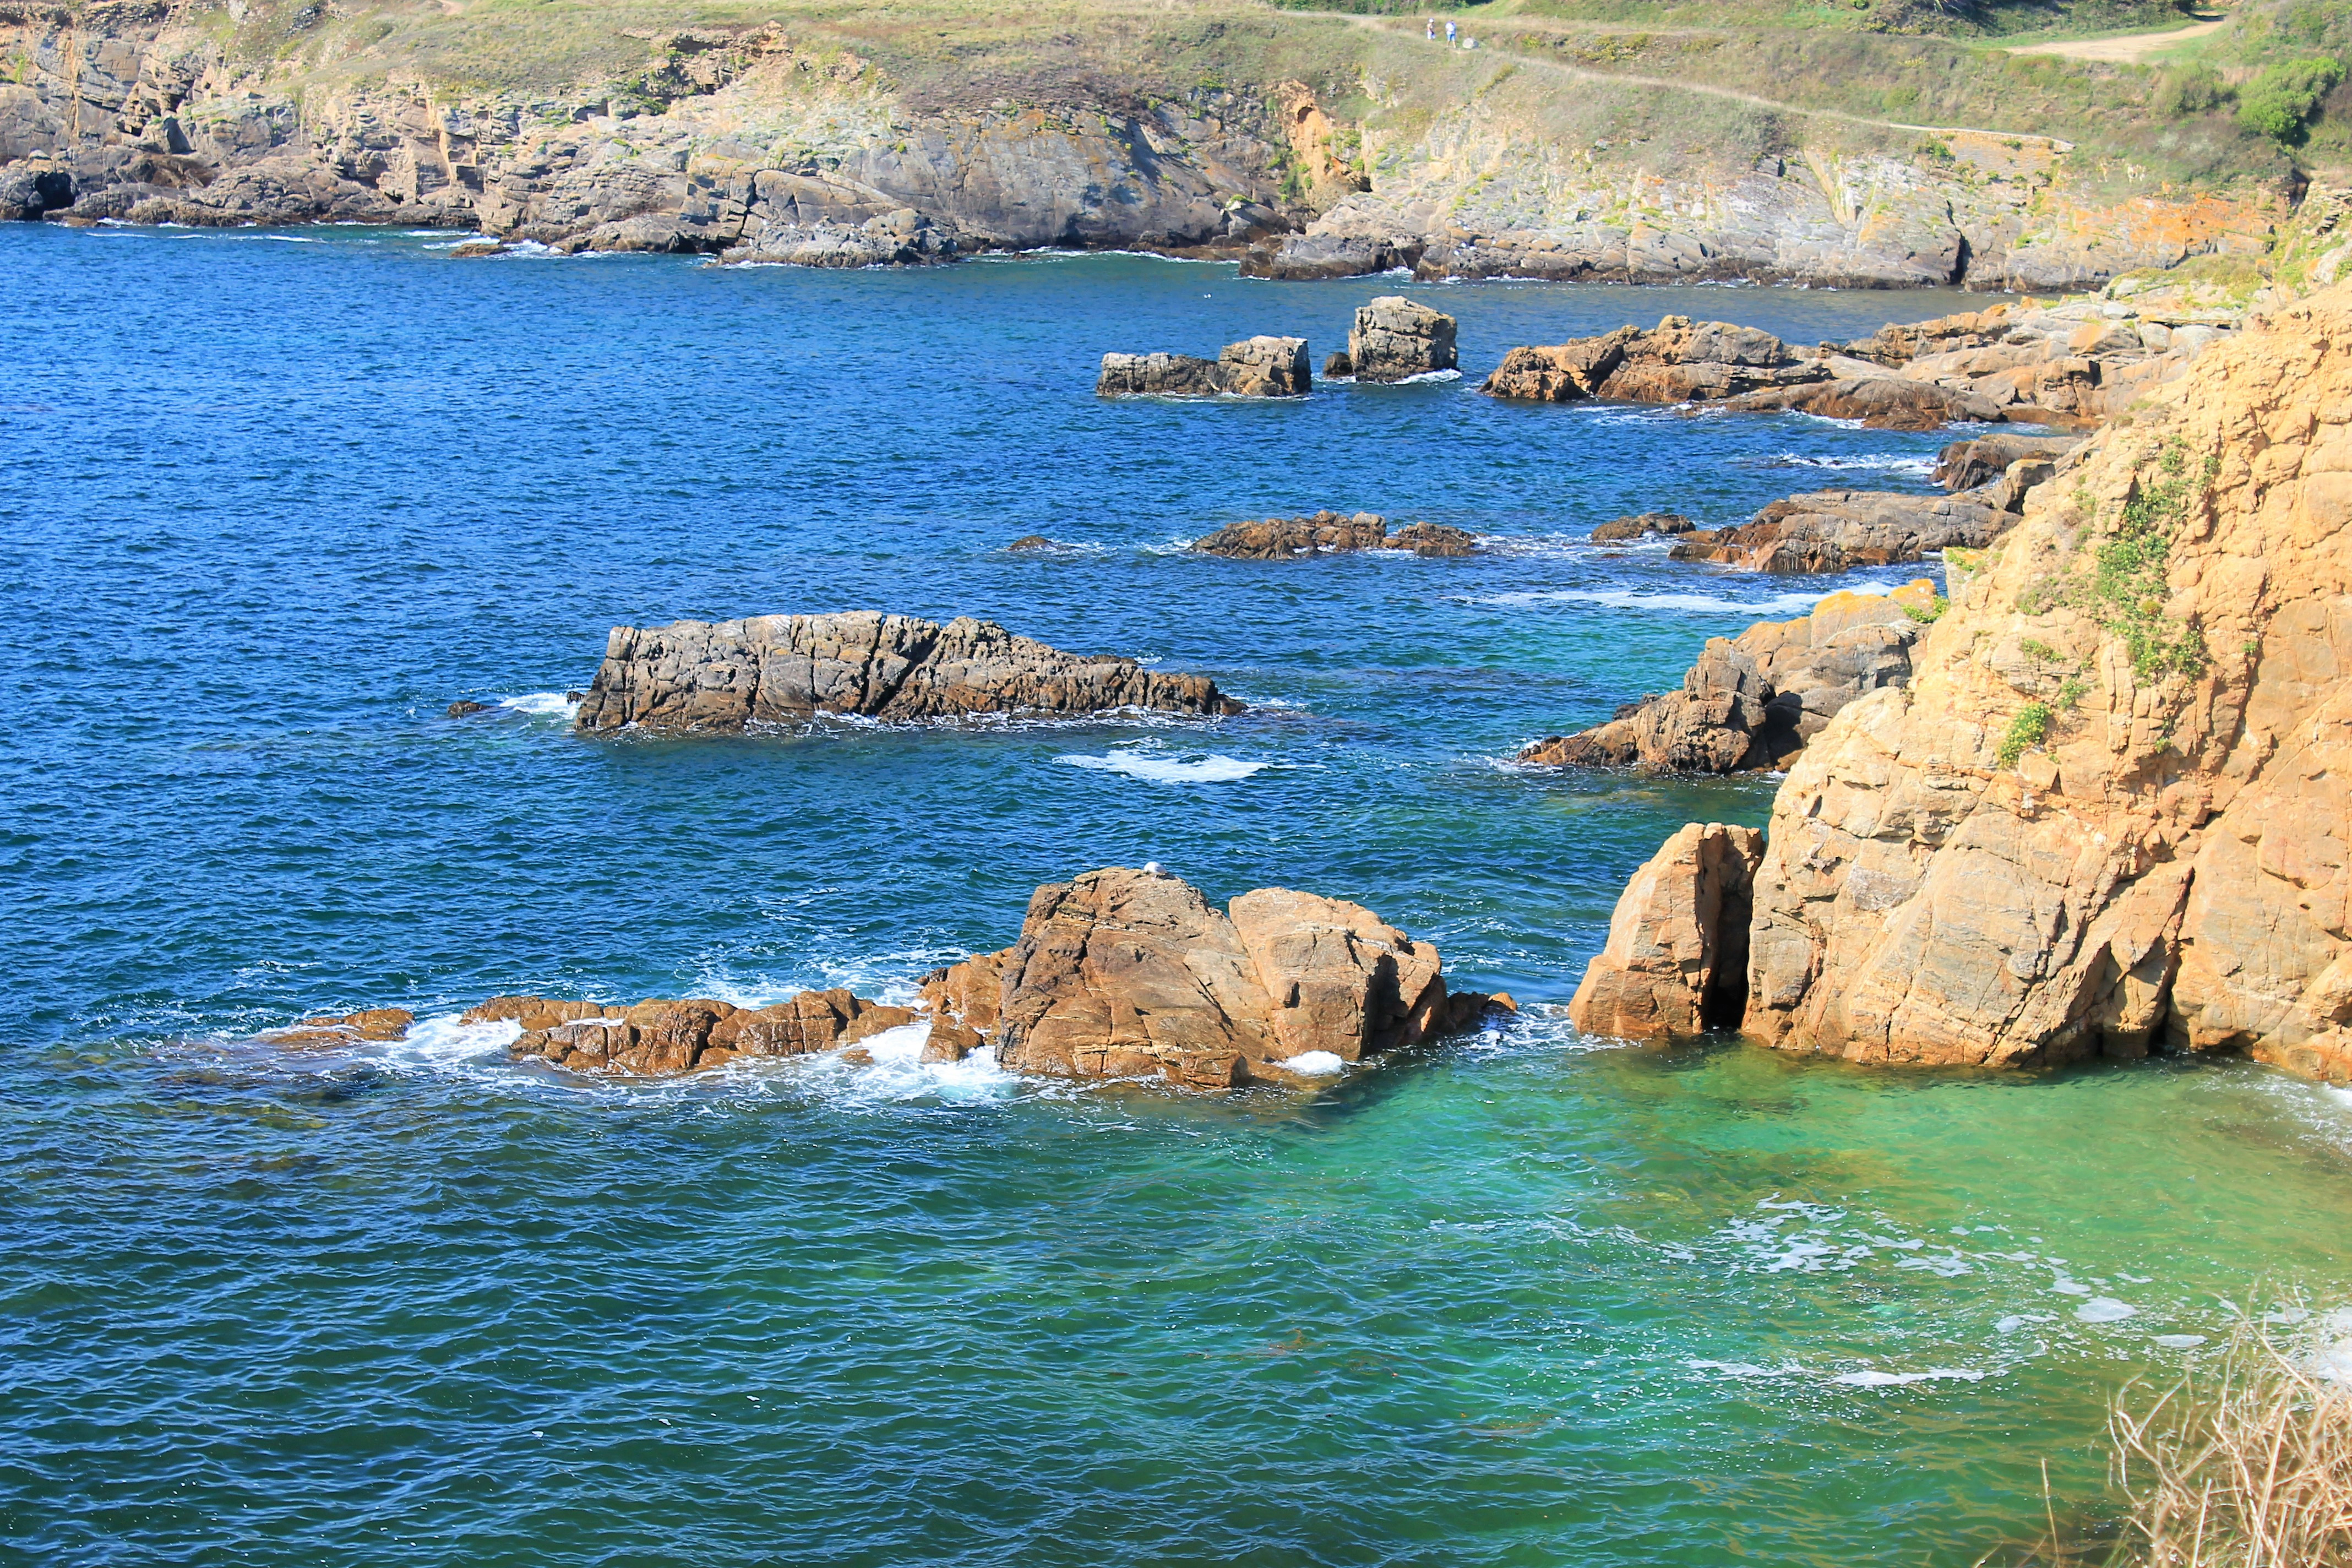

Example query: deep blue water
[5,225,2348,1568]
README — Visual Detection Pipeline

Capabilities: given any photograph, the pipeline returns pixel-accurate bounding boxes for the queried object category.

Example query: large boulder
[573,611,1243,733]
[922,867,1501,1087]
[1569,824,1763,1039]
[1190,510,1478,560]
[1097,337,1310,397]
[1481,317,1828,405]
[1736,282,2352,1081]
[1668,489,2013,573]
[1933,433,2086,492]
[1347,296,1457,383]
[1521,582,1935,772]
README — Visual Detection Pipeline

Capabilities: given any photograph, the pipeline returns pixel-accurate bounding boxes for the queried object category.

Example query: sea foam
[1057,752,1266,783]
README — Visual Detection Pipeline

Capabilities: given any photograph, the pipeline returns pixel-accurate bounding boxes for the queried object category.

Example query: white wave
[1283,1050,1346,1076]
[1476,585,1844,617]
[1773,451,1936,475]
[1057,752,1266,783]
[499,691,580,718]
[1832,1367,1988,1387]
[385,1011,522,1072]
[786,1021,1020,1106]
[1389,368,1463,385]
[2077,1297,2139,1323]
[2153,1334,2209,1349]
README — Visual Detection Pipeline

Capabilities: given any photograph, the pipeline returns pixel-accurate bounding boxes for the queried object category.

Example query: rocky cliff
[1585,282,2352,1085]
[0,0,2296,286]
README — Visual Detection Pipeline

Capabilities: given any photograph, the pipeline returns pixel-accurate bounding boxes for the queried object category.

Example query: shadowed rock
[1191,510,1477,560]
[1668,489,2011,573]
[1590,513,1696,543]
[1098,336,1310,398]
[1347,296,1456,383]
[1932,432,2084,491]
[1569,824,1762,1041]
[573,611,1243,733]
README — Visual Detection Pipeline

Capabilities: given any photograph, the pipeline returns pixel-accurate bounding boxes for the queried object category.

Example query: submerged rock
[572,610,1243,733]
[445,700,493,718]
[1347,296,1457,383]
[1569,823,1762,1041]
[1590,513,1696,543]
[1520,581,1936,772]
[464,990,916,1074]
[1668,489,2013,573]
[922,866,1504,1088]
[1189,510,1477,559]
[1098,336,1310,398]
[270,1008,416,1047]
[1005,535,1061,552]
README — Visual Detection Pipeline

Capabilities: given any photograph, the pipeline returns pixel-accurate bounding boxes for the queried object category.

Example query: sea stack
[1346,297,1457,383]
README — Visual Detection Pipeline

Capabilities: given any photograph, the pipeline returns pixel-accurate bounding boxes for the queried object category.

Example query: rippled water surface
[4,225,2348,1566]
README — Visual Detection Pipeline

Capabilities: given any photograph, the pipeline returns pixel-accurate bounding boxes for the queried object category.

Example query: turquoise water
[3,226,2348,1565]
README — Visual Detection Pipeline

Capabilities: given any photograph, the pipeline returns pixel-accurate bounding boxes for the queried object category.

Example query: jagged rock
[1482,317,1829,406]
[1520,581,1936,772]
[1933,433,2084,492]
[1238,233,1423,281]
[464,989,914,1074]
[572,610,1243,733]
[0,163,73,220]
[1735,282,2352,1081]
[1590,513,1696,543]
[1347,296,1456,383]
[1216,336,1311,397]
[1669,489,2011,573]
[1005,535,1060,551]
[1190,511,1476,560]
[1097,337,1309,398]
[718,208,955,267]
[445,700,493,718]
[1723,375,2009,430]
[921,866,1501,1087]
[1323,350,1354,378]
[446,241,506,259]
[1479,329,1640,402]
[1569,824,1762,1039]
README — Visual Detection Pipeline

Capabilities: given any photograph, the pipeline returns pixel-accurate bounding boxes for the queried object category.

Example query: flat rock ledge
[1520,581,1937,774]
[1098,336,1311,398]
[275,868,1510,1088]
[1480,300,2236,431]
[1668,488,2018,574]
[1191,510,1478,560]
[573,611,1242,733]
[921,866,1509,1089]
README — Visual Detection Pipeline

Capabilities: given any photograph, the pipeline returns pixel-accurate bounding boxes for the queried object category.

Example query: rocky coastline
[1572,281,2352,1087]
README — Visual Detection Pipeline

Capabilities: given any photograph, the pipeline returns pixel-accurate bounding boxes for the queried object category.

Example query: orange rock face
[1569,824,1762,1041]
[1735,284,2352,1080]
[464,989,914,1075]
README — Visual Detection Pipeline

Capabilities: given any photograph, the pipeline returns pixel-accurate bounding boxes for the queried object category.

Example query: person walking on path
[1445,18,1457,44]
[1426,17,1435,39]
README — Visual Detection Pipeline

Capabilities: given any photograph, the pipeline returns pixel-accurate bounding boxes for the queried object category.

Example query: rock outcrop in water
[1097,337,1310,398]
[1667,489,2016,574]
[1568,824,1761,1041]
[1590,513,1695,544]
[1344,297,1456,384]
[1190,511,1477,559]
[921,867,1504,1088]
[1934,433,2085,493]
[465,990,917,1074]
[572,611,1242,733]
[1585,282,2352,1085]
[1520,581,1937,773]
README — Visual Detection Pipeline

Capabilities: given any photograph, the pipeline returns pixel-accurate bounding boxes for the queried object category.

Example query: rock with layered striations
[1520,581,1936,772]
[1590,513,1696,543]
[1190,510,1476,559]
[1723,375,2008,430]
[1097,337,1310,398]
[466,989,916,1074]
[1347,296,1457,383]
[1733,282,2352,1081]
[921,867,1502,1088]
[1569,823,1763,1040]
[572,611,1242,733]
[270,1008,416,1047]
[1482,317,1827,406]
[717,207,955,268]
[1932,433,2086,492]
[1668,488,2013,573]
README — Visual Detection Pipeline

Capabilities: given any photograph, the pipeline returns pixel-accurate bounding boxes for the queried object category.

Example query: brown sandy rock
[273,1007,416,1047]
[1668,489,2011,573]
[1520,581,1936,772]
[922,867,1491,1087]
[475,989,913,1075]
[1482,317,1825,405]
[573,611,1242,733]
[445,700,493,718]
[1388,522,1478,557]
[1190,512,1476,560]
[1569,824,1763,1039]
[1734,282,2352,1081]
[1933,433,2085,492]
[1347,296,1457,383]
[1096,337,1310,398]
[1724,375,2008,430]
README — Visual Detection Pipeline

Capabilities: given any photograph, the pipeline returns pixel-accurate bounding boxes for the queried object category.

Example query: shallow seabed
[3,226,2346,1567]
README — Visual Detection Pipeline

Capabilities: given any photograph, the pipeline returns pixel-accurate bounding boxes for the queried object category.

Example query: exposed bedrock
[1520,581,1937,774]
[1190,510,1477,560]
[572,610,1243,733]
[1346,296,1456,384]
[1589,513,1696,544]
[472,990,917,1074]
[1933,433,2087,493]
[1581,282,2352,1084]
[920,866,1506,1089]
[1482,298,2245,431]
[1568,824,1762,1041]
[1097,337,1310,398]
[1668,488,2018,574]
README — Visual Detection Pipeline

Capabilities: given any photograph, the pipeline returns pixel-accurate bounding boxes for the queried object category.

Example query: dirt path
[2002,16,2231,62]
[1336,14,2075,150]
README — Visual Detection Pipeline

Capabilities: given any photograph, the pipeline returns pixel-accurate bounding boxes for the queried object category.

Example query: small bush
[2237,56,2345,145]
[2151,64,2229,119]
[1903,594,1951,624]
[1997,702,2053,768]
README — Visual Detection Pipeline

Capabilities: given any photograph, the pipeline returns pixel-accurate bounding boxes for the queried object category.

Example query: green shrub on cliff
[2236,56,2345,144]
[1997,701,2053,767]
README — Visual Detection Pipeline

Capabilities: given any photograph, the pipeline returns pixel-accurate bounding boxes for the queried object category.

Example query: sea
[4,223,2348,1566]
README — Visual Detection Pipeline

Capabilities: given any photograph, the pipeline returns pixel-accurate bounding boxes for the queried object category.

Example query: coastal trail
[2001,15,2233,62]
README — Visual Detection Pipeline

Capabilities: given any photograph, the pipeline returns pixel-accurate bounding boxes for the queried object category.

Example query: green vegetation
[1997,701,2054,767]
[2083,442,2217,680]
[1902,593,1951,623]
[2236,55,2345,144]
